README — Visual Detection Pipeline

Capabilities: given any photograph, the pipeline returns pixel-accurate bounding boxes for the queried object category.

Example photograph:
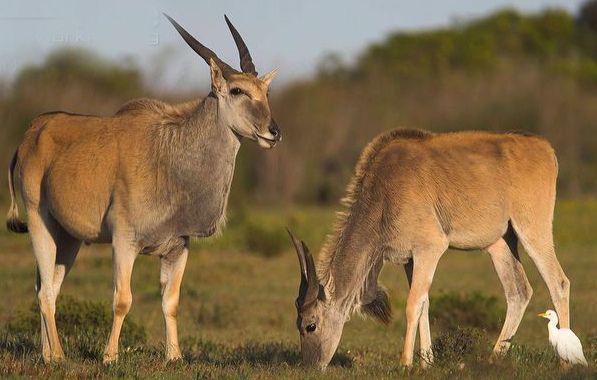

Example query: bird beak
[537,312,547,318]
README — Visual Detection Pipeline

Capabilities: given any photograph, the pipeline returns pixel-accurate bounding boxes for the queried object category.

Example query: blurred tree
[11,48,144,116]
[272,7,597,201]
[1,8,596,206]
[578,0,597,33]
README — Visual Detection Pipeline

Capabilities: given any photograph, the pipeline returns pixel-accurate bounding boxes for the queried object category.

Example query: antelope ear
[209,58,228,95]
[260,68,278,87]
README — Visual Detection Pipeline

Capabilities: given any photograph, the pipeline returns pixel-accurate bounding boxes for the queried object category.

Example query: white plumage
[538,309,588,367]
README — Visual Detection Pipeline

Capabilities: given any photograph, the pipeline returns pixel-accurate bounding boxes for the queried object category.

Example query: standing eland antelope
[288,128,571,369]
[6,14,281,364]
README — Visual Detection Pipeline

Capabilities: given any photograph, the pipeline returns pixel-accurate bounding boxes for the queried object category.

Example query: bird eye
[230,87,243,96]
[306,323,316,333]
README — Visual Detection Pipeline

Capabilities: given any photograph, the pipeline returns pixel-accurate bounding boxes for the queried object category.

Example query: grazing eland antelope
[288,128,570,369]
[6,14,281,364]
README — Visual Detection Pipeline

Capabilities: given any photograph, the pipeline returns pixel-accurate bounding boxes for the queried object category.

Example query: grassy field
[0,200,595,379]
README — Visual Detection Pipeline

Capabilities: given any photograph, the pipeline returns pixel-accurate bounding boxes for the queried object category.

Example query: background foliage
[1,5,596,207]
[270,6,597,202]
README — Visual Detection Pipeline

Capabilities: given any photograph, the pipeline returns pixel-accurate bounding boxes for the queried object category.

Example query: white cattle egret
[538,310,588,367]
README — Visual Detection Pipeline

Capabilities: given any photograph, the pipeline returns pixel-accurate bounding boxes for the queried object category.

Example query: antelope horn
[301,241,320,306]
[287,229,308,307]
[224,15,257,76]
[287,228,307,280]
[288,229,320,308]
[164,13,236,76]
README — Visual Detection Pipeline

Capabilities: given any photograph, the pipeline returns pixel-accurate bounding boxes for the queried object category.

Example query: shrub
[431,291,504,332]
[431,326,492,366]
[244,220,287,258]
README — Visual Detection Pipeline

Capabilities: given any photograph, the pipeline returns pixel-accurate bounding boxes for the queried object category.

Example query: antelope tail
[6,149,27,233]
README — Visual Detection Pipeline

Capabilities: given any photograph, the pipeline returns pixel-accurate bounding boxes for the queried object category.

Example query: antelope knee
[560,276,570,297]
[37,289,56,314]
[114,292,132,317]
[160,279,167,296]
[405,297,426,321]
[162,298,179,319]
[517,281,533,305]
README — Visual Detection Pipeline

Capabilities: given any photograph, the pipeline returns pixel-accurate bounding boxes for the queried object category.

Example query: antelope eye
[230,87,243,96]
[306,323,316,333]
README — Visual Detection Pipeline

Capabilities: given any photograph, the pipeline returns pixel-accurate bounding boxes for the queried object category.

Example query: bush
[5,295,146,360]
[244,219,288,258]
[432,326,492,365]
[431,291,504,332]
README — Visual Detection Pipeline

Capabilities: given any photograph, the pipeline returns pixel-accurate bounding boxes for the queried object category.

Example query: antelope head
[165,14,281,148]
[288,230,346,369]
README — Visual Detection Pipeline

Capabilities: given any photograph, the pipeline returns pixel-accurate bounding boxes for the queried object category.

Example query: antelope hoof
[102,353,119,365]
[166,350,183,362]
[489,344,509,363]
[492,339,511,355]
[43,352,66,364]
[420,352,434,369]
[399,356,413,368]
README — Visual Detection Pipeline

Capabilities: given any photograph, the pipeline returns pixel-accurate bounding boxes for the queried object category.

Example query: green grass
[0,200,595,378]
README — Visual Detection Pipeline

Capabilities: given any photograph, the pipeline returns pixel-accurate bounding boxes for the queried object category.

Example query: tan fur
[115,98,201,118]
[319,129,432,281]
